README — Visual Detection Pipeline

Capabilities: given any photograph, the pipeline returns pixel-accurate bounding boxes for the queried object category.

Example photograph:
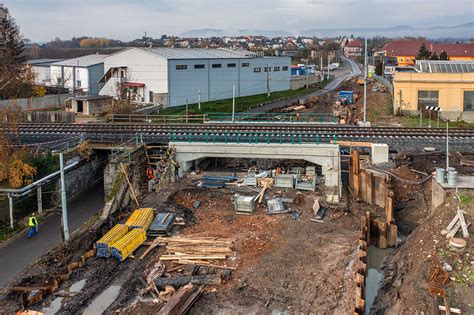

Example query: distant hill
[179,23,473,39]
[178,29,293,38]
[301,23,474,39]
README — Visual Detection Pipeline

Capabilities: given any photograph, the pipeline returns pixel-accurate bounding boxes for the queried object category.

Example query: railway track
[3,123,474,139]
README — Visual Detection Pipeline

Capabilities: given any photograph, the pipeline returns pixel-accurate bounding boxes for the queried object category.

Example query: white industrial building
[26,59,63,85]
[50,54,106,95]
[99,48,291,107]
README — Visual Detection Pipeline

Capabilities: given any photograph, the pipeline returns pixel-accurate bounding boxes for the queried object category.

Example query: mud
[373,190,474,314]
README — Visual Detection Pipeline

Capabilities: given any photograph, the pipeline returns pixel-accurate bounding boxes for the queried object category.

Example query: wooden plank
[337,140,373,148]
[160,254,227,260]
[139,238,161,260]
[457,210,469,238]
[120,162,140,207]
[438,305,461,314]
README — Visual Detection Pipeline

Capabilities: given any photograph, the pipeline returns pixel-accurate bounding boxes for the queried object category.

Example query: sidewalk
[0,182,105,287]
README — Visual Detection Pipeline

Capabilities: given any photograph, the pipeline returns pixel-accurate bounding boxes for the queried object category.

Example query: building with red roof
[343,39,363,59]
[383,40,474,67]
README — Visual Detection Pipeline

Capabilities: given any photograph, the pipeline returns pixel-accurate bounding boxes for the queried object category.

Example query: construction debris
[442,211,470,239]
[155,274,221,290]
[157,284,204,315]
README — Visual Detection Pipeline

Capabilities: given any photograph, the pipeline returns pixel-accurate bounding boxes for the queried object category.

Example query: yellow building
[393,60,474,122]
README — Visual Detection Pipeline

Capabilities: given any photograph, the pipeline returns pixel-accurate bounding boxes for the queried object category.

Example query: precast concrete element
[371,143,389,164]
[171,142,341,190]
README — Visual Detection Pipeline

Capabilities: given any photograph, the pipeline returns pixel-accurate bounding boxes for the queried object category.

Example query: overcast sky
[3,0,474,41]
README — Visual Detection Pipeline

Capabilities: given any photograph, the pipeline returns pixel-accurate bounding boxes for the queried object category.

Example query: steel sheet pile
[110,228,147,261]
[125,208,154,230]
[95,224,129,257]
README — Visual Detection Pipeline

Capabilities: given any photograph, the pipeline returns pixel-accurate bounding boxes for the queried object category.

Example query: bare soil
[373,190,474,314]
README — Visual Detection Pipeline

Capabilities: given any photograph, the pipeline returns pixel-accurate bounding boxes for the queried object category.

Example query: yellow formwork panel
[96,224,129,257]
[110,228,147,261]
[125,208,154,231]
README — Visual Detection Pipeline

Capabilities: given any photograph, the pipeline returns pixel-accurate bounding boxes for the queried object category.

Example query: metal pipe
[8,194,14,229]
[60,153,70,242]
[0,160,80,195]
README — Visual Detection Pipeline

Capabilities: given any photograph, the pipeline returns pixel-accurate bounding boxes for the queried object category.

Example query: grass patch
[398,115,474,128]
[460,194,472,206]
[159,82,329,116]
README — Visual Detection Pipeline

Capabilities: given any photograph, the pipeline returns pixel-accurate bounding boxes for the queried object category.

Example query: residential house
[343,39,363,58]
[26,59,64,85]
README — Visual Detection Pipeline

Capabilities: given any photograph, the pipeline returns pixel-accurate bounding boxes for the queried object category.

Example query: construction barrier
[95,224,129,257]
[125,208,154,230]
[110,228,147,261]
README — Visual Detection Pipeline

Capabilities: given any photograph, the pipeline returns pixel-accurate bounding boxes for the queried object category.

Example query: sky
[3,0,474,42]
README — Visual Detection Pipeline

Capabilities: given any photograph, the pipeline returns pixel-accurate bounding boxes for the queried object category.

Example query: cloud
[3,0,473,41]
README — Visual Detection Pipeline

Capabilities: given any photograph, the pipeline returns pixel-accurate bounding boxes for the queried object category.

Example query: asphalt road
[248,56,361,113]
[0,181,105,288]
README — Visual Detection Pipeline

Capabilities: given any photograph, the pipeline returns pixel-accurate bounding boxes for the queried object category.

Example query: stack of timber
[96,224,129,257]
[110,228,147,261]
[125,208,154,230]
[157,284,204,315]
[157,236,234,264]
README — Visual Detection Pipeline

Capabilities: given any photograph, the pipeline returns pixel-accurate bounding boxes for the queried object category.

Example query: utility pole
[198,89,201,110]
[327,54,331,80]
[60,153,70,242]
[363,37,368,124]
[320,56,323,81]
[266,63,270,97]
[306,61,309,89]
[185,99,189,123]
[232,84,235,122]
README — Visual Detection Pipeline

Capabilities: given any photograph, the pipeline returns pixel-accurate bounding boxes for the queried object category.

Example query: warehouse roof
[137,47,256,59]
[52,54,106,67]
[415,60,474,73]
[26,58,64,66]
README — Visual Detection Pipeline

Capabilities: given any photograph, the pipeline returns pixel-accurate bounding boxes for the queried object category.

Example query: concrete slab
[439,175,474,189]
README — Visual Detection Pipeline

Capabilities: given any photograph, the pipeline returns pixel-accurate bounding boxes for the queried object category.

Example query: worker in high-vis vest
[27,213,39,239]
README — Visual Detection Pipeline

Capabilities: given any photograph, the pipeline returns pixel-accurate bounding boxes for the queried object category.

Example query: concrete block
[371,143,389,164]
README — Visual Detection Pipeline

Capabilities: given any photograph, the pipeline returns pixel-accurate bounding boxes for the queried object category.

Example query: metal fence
[205,112,337,124]
[107,112,337,124]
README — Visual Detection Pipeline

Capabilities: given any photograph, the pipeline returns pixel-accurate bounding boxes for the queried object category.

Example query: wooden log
[140,239,161,260]
[154,274,221,290]
[176,261,237,270]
